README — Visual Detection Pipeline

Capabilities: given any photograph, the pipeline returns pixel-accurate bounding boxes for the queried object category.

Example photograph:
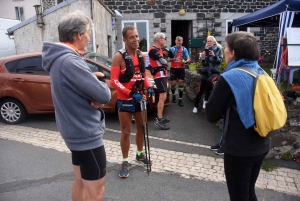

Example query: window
[5,60,19,73]
[57,0,65,4]
[15,57,48,75]
[122,21,149,52]
[226,20,250,35]
[15,7,25,21]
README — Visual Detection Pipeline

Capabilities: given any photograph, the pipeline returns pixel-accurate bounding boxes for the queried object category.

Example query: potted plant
[188,59,197,71]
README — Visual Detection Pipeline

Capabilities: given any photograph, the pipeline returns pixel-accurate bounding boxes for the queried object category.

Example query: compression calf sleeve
[178,87,184,98]
[171,87,176,95]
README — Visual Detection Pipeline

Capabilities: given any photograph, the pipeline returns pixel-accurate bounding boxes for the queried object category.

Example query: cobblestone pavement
[1,123,300,197]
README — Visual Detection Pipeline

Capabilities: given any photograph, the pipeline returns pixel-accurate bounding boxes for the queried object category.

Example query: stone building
[103,0,280,62]
[8,0,117,57]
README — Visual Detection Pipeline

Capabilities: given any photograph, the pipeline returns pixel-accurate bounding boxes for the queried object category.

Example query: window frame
[226,20,250,35]
[121,20,149,53]
[57,0,65,4]
[14,56,48,76]
[15,6,25,21]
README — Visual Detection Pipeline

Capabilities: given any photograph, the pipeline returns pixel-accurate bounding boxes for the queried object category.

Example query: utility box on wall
[189,38,204,48]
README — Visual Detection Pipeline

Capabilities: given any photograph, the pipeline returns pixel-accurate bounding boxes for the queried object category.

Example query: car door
[7,56,53,111]
[85,60,116,112]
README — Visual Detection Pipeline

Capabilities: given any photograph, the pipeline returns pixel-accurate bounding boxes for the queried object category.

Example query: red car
[0,52,170,124]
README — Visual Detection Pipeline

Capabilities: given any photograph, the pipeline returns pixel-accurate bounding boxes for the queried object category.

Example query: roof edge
[7,0,77,34]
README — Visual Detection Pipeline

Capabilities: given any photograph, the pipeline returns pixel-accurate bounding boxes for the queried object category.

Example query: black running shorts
[118,100,142,113]
[170,68,185,81]
[154,77,168,93]
[71,145,106,180]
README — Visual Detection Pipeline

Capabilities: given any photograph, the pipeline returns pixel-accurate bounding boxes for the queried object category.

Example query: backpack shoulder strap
[234,67,269,77]
[118,48,126,56]
[233,67,258,77]
[137,49,145,73]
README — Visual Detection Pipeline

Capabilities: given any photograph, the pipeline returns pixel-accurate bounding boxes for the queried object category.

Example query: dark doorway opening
[171,20,191,48]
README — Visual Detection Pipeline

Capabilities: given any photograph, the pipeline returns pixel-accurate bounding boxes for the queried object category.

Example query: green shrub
[219,48,227,73]
[281,151,293,161]
[261,160,279,172]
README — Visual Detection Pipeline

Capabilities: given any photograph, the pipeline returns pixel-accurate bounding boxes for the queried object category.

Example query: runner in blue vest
[169,36,190,107]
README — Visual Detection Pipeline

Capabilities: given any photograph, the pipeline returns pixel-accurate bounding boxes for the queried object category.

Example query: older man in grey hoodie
[42,11,110,201]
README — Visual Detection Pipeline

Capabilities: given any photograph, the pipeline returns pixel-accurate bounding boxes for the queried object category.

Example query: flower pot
[189,65,196,71]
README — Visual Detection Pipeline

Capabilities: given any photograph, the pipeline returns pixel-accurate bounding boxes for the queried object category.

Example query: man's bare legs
[72,166,85,201]
[157,92,167,119]
[119,111,144,158]
[72,165,106,201]
[133,111,144,151]
[119,111,133,158]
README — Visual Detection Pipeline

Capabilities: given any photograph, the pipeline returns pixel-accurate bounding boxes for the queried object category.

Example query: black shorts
[170,68,185,81]
[154,77,168,93]
[71,145,106,180]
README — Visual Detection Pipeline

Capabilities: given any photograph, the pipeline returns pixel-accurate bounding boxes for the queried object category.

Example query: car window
[84,53,112,68]
[14,56,48,75]
[4,60,19,72]
[86,61,110,79]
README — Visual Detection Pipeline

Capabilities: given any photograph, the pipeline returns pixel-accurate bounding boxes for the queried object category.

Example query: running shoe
[154,119,170,130]
[119,161,130,178]
[192,107,198,113]
[203,100,208,109]
[156,117,170,123]
[178,99,184,107]
[172,95,176,103]
[210,143,221,151]
[136,153,153,165]
[215,147,224,156]
[162,118,170,123]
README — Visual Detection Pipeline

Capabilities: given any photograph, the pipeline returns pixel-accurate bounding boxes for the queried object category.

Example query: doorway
[171,20,192,48]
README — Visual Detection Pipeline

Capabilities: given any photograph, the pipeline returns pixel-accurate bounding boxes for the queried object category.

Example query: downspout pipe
[90,0,96,52]
[92,23,96,52]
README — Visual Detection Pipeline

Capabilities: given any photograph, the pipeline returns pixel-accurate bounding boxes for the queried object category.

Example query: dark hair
[122,25,137,39]
[225,31,260,61]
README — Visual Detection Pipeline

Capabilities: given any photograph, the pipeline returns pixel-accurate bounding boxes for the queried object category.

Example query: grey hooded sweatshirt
[42,42,111,151]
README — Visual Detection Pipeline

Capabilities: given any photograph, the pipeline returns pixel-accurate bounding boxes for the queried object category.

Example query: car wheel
[0,98,27,124]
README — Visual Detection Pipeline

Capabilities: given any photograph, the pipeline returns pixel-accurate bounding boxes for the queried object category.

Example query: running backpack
[233,67,287,137]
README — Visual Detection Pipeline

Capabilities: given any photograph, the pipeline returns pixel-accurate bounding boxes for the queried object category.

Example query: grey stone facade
[13,0,116,57]
[103,0,280,61]
[43,0,57,10]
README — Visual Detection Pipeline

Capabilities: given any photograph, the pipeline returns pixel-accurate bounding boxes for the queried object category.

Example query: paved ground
[1,122,300,200]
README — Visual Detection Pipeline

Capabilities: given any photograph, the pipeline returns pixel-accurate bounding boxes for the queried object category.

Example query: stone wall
[185,69,300,159]
[103,0,280,57]
[42,0,56,10]
[104,0,279,14]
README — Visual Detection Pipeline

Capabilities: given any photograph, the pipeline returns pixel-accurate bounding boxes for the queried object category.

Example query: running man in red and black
[169,36,190,107]
[148,32,170,130]
[110,25,154,178]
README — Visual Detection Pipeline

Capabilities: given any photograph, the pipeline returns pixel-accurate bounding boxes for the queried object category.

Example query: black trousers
[224,152,268,201]
[194,74,219,107]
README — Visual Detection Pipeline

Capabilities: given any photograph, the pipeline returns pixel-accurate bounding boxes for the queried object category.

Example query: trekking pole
[139,78,151,175]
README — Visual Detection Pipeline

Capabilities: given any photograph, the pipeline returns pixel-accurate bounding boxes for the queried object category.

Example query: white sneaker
[192,107,198,113]
[203,101,207,109]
